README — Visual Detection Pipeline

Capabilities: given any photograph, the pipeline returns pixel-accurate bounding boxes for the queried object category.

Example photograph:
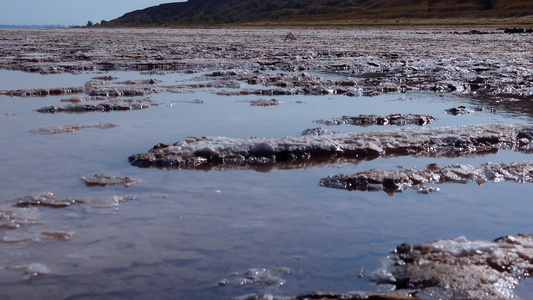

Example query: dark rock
[504,28,526,34]
[444,106,472,115]
[92,75,119,81]
[285,32,296,41]
[396,243,411,254]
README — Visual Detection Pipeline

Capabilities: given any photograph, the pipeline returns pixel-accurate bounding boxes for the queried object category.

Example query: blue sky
[0,0,184,26]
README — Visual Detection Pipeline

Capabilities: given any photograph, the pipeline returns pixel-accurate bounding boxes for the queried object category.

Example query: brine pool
[1,70,533,299]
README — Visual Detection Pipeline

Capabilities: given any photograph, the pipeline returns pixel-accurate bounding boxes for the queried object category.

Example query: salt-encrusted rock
[320,161,533,193]
[444,106,472,115]
[15,193,84,208]
[315,114,436,126]
[0,205,39,230]
[14,263,51,277]
[129,124,533,169]
[241,292,421,300]
[370,234,533,300]
[294,291,421,300]
[36,99,151,113]
[250,98,281,106]
[30,123,117,135]
[301,127,331,136]
[80,174,140,187]
[217,267,290,288]
[0,87,85,97]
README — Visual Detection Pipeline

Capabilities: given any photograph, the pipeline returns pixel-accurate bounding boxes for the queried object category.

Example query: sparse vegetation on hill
[105,0,533,26]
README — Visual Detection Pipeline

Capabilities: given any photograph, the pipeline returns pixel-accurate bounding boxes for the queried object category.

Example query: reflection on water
[1,70,533,298]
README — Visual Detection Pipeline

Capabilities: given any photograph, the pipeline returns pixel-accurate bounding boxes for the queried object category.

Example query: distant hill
[106,0,533,26]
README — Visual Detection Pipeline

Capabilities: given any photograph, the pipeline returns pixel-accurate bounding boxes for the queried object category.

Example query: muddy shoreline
[1,27,531,102]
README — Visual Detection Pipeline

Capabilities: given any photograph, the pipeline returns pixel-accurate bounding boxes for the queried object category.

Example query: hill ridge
[106,0,533,26]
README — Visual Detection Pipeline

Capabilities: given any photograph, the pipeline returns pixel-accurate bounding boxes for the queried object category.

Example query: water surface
[1,70,533,299]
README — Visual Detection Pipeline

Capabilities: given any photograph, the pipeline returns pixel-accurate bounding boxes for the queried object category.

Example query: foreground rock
[320,161,533,193]
[129,124,533,170]
[283,234,533,300]
[315,114,436,126]
[369,234,533,300]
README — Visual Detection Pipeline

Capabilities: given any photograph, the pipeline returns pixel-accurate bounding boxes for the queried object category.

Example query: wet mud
[128,124,533,170]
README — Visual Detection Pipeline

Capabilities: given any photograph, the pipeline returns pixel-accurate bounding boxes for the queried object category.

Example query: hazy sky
[0,0,184,26]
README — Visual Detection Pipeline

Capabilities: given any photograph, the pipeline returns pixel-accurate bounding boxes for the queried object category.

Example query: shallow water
[1,70,533,299]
